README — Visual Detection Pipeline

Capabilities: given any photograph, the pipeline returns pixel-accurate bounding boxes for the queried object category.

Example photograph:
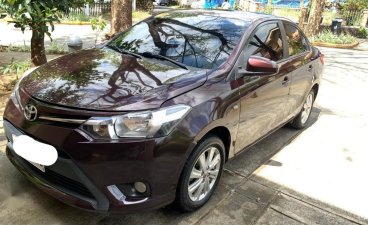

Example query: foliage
[0,0,90,38]
[0,0,91,65]
[136,0,153,12]
[340,0,368,25]
[91,16,107,44]
[90,16,107,32]
[0,59,31,77]
[341,0,368,11]
[262,5,274,14]
[313,30,357,44]
[357,27,368,38]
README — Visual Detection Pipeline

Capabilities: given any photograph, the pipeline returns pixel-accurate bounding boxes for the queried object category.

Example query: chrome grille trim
[39,116,86,124]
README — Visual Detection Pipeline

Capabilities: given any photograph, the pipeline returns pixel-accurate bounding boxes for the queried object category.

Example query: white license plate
[12,134,58,168]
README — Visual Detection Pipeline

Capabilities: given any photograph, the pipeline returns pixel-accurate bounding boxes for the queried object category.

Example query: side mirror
[238,56,279,76]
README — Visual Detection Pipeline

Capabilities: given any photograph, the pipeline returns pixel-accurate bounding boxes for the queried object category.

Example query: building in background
[204,0,236,9]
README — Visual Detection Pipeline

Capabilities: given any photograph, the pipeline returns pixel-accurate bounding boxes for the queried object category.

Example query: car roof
[155,9,281,23]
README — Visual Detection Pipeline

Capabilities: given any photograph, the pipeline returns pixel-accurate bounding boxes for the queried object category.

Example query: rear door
[234,21,291,153]
[281,21,314,118]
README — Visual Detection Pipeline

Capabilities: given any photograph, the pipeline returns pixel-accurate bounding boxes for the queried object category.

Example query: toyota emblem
[24,104,38,121]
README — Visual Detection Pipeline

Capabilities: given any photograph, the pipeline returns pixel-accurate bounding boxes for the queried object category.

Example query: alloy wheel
[301,93,313,124]
[188,146,221,202]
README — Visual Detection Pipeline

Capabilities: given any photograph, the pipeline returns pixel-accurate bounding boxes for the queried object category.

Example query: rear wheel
[176,135,225,211]
[290,90,315,129]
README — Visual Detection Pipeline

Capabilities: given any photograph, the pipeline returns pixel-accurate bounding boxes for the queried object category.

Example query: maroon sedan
[3,10,323,213]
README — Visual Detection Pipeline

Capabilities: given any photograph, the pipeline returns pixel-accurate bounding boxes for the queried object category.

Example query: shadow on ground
[2,107,364,225]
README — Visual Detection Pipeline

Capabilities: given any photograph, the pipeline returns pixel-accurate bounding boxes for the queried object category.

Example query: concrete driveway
[1,44,368,225]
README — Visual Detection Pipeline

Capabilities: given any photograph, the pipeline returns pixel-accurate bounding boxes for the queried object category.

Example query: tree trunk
[110,0,132,35]
[304,0,325,37]
[299,0,306,29]
[31,30,47,66]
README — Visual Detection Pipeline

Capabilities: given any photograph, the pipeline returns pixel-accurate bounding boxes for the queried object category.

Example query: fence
[341,10,363,26]
[65,2,111,16]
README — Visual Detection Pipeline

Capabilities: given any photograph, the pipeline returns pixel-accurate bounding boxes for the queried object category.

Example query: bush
[136,0,153,13]
[357,27,368,39]
[313,30,357,44]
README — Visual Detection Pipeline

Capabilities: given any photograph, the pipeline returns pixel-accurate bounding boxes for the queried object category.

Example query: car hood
[19,48,207,111]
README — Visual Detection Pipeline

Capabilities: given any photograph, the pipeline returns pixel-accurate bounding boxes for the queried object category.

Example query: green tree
[0,0,90,66]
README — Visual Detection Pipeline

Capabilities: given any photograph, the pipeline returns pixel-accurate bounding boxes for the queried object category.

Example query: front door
[234,21,291,153]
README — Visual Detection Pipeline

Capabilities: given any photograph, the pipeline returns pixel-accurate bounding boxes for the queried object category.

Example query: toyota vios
[3,10,324,213]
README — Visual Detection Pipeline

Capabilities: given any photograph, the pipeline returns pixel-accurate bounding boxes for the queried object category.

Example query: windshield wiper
[106,44,142,59]
[139,52,188,70]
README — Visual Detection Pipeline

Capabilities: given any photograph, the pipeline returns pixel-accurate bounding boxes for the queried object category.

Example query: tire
[289,90,315,129]
[176,135,225,212]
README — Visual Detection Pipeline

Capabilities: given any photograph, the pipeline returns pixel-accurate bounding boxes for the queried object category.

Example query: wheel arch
[312,83,319,99]
[194,126,232,162]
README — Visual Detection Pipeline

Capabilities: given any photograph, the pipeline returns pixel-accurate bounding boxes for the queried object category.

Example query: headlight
[81,105,191,139]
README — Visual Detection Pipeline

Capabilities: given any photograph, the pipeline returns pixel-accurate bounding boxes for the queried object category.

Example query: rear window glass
[283,22,309,56]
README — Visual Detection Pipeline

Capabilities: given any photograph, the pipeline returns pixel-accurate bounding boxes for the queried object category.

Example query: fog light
[134,182,147,193]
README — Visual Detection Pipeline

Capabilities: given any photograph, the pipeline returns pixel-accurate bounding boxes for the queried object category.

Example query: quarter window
[245,23,284,61]
[283,23,309,56]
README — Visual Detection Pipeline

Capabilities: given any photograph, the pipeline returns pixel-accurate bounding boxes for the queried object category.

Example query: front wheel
[290,90,315,129]
[176,135,225,211]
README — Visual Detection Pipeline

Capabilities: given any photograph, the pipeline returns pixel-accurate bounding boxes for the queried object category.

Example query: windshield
[109,12,250,69]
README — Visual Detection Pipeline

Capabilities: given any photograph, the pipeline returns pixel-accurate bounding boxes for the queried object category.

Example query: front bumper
[3,96,194,213]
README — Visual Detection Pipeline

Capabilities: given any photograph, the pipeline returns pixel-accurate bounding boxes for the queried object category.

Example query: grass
[0,59,31,77]
[2,42,68,54]
[60,11,151,24]
[273,8,300,22]
[312,30,357,44]
[61,13,92,22]
[133,11,151,22]
[46,42,68,54]
[268,8,335,25]
[0,59,32,91]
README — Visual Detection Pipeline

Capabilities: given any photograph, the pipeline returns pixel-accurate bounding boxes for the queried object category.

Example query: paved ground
[1,43,368,224]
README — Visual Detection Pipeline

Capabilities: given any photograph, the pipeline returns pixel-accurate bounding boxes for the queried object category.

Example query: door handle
[308,65,313,72]
[282,76,290,86]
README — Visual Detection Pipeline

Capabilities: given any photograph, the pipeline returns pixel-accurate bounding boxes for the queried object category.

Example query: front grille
[24,159,94,199]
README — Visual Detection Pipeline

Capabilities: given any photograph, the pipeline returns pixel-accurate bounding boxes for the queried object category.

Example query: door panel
[234,66,290,153]
[234,22,290,154]
[282,22,314,118]
[285,53,314,118]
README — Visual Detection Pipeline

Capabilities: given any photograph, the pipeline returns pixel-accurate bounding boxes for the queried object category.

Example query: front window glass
[245,23,284,61]
[109,12,250,69]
